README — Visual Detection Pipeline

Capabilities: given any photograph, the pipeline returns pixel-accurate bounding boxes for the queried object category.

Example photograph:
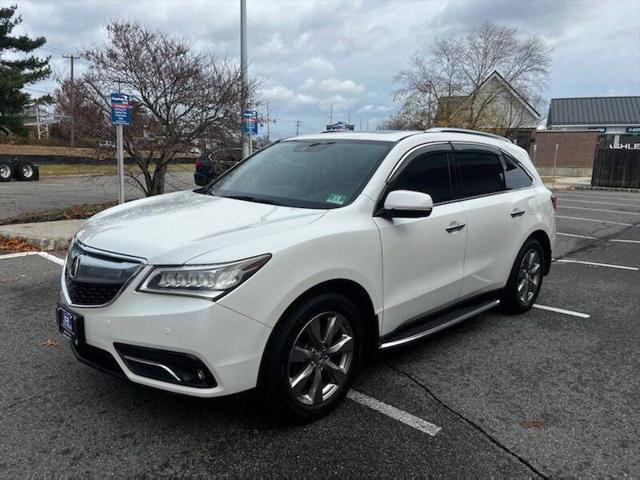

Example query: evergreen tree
[0,4,50,135]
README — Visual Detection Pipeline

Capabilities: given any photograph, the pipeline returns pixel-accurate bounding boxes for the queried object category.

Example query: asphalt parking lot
[0,171,193,221]
[1,189,639,478]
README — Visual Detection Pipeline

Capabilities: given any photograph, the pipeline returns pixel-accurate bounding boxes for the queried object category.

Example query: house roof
[479,71,540,118]
[547,96,640,127]
[437,71,540,120]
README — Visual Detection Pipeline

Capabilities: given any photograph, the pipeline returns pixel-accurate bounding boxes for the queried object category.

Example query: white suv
[58,129,556,419]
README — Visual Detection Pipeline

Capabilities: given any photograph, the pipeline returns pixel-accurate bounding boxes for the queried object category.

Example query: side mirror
[381,190,433,218]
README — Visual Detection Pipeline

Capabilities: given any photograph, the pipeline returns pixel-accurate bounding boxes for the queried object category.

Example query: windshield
[207,140,393,209]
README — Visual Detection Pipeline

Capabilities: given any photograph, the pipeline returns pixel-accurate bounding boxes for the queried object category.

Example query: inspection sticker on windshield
[326,193,347,205]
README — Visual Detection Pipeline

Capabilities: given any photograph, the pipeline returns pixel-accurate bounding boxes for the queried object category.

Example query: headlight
[138,254,271,300]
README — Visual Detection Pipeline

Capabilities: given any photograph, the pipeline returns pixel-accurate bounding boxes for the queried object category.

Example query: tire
[501,238,545,313]
[16,161,35,181]
[0,162,12,182]
[258,293,364,420]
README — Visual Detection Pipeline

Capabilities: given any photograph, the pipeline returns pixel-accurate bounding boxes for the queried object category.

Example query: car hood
[76,190,326,264]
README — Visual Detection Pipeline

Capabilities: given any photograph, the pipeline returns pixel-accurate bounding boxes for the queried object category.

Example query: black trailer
[0,156,39,182]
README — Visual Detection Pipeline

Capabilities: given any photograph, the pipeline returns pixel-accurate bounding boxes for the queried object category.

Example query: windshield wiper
[217,194,284,206]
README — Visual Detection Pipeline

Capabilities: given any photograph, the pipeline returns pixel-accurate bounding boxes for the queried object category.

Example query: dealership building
[546,96,640,149]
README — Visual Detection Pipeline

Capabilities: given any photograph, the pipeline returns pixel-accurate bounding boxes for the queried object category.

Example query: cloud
[11,0,640,137]
[357,104,393,114]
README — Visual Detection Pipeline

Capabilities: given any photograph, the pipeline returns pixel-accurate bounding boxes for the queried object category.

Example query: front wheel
[501,238,544,313]
[258,293,363,420]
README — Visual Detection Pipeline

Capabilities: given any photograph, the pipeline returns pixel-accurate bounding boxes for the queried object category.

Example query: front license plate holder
[56,304,85,345]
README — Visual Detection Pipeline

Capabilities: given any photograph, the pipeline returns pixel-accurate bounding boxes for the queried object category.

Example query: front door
[374,143,467,336]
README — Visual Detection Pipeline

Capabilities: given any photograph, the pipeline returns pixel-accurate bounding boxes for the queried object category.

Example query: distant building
[437,71,541,149]
[325,121,355,132]
[547,96,640,149]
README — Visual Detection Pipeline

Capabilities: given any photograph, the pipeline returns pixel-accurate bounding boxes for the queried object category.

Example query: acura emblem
[70,255,82,279]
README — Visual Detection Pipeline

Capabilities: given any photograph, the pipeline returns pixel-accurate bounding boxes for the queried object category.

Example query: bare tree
[56,20,254,196]
[384,22,550,134]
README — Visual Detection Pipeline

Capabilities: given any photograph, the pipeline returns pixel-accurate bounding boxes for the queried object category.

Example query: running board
[379,299,501,350]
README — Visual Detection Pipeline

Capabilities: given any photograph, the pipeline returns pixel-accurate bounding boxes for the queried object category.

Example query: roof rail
[425,128,512,143]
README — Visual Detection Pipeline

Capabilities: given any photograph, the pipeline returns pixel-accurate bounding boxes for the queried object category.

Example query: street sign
[627,127,640,133]
[111,93,131,126]
[242,110,258,136]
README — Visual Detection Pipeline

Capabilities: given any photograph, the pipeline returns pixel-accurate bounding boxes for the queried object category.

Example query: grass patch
[0,201,117,226]
[39,163,193,177]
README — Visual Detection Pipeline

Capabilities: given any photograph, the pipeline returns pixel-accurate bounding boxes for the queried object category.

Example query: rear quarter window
[503,153,533,189]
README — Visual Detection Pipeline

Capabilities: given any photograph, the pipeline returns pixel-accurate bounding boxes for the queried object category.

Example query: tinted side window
[392,151,452,203]
[503,153,533,189]
[455,150,505,198]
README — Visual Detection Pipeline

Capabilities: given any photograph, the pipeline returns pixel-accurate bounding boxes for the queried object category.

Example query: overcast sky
[13,0,640,138]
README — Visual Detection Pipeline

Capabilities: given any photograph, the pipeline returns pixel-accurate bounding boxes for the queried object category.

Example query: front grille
[64,242,143,307]
[66,280,123,306]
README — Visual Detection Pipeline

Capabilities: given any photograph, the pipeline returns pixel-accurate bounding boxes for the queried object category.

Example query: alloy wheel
[517,249,542,305]
[0,165,10,179]
[21,164,33,179]
[287,311,354,406]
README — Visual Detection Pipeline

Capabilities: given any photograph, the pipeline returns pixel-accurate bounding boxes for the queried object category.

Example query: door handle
[446,222,466,233]
[510,208,526,217]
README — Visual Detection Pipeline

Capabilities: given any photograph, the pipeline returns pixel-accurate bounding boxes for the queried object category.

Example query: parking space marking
[37,252,65,266]
[347,390,442,436]
[558,198,640,208]
[559,205,640,216]
[556,215,633,226]
[610,238,640,244]
[557,232,597,239]
[533,304,590,318]
[559,193,640,203]
[555,259,639,271]
[0,251,64,266]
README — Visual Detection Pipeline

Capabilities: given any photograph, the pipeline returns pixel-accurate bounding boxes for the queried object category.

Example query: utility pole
[240,0,249,159]
[329,104,333,124]
[296,119,300,136]
[266,102,270,143]
[63,54,76,147]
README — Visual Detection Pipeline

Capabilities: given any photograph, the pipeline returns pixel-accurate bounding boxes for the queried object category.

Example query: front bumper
[60,269,272,398]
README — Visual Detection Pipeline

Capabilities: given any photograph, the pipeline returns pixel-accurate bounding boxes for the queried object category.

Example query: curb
[575,186,640,193]
[0,232,71,251]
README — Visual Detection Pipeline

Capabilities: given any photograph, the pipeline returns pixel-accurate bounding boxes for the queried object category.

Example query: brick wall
[529,131,598,169]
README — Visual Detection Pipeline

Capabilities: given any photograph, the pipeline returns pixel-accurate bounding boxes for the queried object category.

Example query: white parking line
[559,198,640,208]
[559,205,640,216]
[555,259,639,271]
[557,232,597,239]
[556,215,633,226]
[347,390,441,436]
[559,193,640,203]
[37,252,65,266]
[610,239,640,244]
[0,251,64,266]
[533,304,590,318]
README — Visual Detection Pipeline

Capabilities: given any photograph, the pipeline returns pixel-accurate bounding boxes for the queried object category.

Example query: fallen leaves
[0,237,39,252]
[520,420,544,429]
[40,339,59,347]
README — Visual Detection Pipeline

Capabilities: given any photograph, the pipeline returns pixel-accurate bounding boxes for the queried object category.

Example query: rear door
[452,143,525,297]
[375,143,467,335]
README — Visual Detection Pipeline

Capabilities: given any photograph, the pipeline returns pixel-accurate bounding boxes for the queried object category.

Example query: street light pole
[240,0,249,159]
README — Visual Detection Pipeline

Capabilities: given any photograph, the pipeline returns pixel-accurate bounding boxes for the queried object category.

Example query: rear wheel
[258,293,363,420]
[16,161,35,181]
[501,238,544,313]
[0,162,12,182]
